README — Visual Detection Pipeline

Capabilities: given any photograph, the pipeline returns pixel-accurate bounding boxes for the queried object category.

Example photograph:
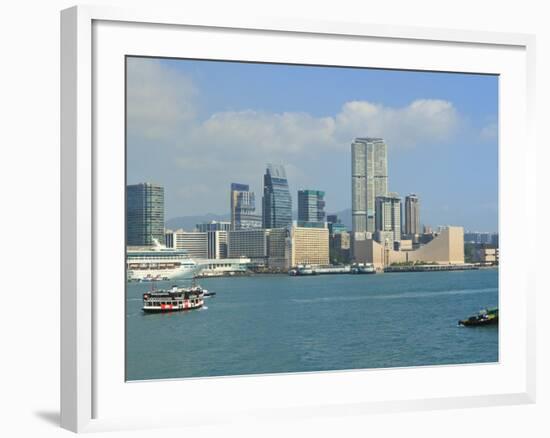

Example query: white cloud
[126,58,197,141]
[126,60,470,216]
[334,99,459,148]
[127,59,461,155]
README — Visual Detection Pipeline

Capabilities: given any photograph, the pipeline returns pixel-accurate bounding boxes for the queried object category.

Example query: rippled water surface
[126,269,498,380]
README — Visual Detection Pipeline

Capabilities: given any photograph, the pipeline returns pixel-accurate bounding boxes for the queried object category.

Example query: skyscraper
[351,137,388,235]
[404,194,420,237]
[375,193,402,244]
[230,183,262,230]
[262,164,292,229]
[127,183,164,246]
[297,189,325,227]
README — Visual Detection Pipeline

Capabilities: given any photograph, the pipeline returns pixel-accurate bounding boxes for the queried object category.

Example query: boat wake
[291,287,497,304]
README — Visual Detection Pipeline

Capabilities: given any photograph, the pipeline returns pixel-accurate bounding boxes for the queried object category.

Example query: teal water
[126,269,498,381]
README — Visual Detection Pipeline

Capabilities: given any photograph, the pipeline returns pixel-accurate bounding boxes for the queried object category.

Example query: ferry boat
[351,263,376,274]
[127,239,198,281]
[289,265,315,276]
[458,307,498,326]
[142,284,206,313]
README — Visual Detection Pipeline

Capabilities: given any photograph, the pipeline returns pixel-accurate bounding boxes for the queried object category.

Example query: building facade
[165,230,208,259]
[207,230,228,259]
[262,164,292,229]
[290,225,329,267]
[266,228,290,270]
[351,137,388,235]
[354,226,465,269]
[196,221,231,232]
[404,194,420,237]
[230,183,262,230]
[297,189,326,227]
[375,193,402,244]
[227,228,289,268]
[127,183,164,246]
[227,229,268,265]
[330,231,351,264]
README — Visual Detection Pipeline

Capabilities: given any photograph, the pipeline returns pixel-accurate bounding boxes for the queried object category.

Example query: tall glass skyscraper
[351,137,388,234]
[262,164,292,229]
[230,183,261,230]
[127,183,165,246]
[297,189,326,227]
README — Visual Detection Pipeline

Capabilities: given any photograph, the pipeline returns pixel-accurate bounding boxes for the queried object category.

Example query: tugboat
[458,307,498,326]
[142,284,207,313]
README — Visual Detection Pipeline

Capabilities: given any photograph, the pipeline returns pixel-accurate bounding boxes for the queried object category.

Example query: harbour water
[126,268,498,381]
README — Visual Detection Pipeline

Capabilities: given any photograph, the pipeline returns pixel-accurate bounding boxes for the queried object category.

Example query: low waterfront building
[194,257,252,277]
[290,224,329,267]
[227,229,268,265]
[165,229,208,259]
[353,226,465,270]
[227,228,290,268]
[473,245,499,265]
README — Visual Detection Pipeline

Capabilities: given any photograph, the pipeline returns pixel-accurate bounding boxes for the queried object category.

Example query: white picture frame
[60,5,536,433]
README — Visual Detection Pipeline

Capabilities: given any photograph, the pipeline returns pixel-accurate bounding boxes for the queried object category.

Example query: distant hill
[165,207,352,231]
[330,208,352,230]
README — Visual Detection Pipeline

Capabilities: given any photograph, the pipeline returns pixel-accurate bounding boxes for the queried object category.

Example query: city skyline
[127,57,498,231]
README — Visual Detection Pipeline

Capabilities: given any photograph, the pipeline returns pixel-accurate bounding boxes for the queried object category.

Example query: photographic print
[125,56,498,381]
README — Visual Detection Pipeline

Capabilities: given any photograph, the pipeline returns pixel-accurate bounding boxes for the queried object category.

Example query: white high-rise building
[351,137,388,237]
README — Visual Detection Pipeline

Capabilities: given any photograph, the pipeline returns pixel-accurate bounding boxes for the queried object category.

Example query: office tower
[351,137,388,235]
[164,230,208,259]
[375,193,402,243]
[127,183,164,246]
[404,194,420,237]
[196,221,232,232]
[262,164,292,229]
[297,189,326,227]
[290,224,330,267]
[230,183,262,230]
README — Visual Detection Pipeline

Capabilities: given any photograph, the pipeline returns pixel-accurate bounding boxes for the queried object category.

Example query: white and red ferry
[142,285,207,313]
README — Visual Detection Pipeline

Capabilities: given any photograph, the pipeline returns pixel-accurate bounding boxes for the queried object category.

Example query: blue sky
[127,57,498,232]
